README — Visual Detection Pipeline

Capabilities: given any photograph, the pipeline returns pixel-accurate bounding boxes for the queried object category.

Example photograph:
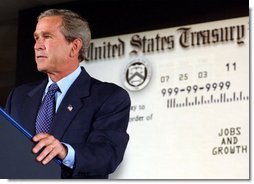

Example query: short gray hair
[38,9,91,61]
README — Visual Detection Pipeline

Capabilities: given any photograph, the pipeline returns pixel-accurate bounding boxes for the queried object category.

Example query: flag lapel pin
[67,105,73,112]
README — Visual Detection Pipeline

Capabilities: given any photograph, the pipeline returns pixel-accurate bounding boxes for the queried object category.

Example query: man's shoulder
[91,77,129,96]
[16,80,44,89]
[14,80,45,92]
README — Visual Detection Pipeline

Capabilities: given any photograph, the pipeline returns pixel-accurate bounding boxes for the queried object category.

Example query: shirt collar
[45,66,82,95]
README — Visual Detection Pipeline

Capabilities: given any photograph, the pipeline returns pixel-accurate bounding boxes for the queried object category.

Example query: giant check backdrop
[81,17,249,179]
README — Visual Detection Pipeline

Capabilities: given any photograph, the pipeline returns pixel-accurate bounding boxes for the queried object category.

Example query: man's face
[34,16,72,74]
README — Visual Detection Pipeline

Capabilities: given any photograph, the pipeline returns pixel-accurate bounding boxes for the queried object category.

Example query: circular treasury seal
[123,57,152,91]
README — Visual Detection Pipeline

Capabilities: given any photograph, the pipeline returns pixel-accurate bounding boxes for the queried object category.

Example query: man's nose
[34,40,45,50]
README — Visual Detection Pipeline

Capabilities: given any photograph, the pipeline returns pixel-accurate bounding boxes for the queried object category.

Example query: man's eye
[44,35,51,38]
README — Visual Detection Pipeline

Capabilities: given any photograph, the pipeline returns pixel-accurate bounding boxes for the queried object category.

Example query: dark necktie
[35,83,59,134]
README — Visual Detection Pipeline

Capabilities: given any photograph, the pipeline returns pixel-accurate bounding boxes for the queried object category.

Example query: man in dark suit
[5,9,130,179]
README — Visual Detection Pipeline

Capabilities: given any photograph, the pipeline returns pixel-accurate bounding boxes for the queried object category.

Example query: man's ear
[70,38,83,58]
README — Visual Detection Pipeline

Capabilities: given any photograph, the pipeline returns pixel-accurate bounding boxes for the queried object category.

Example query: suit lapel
[50,69,91,140]
[21,80,47,135]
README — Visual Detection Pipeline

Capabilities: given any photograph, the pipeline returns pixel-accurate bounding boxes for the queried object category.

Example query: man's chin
[37,66,48,73]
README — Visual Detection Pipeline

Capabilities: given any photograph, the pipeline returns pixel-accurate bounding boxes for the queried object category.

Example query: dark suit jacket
[5,68,131,179]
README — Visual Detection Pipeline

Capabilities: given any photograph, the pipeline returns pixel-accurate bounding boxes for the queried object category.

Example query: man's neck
[47,64,79,82]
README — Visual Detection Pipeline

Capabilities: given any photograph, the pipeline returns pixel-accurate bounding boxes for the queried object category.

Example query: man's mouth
[36,56,47,59]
